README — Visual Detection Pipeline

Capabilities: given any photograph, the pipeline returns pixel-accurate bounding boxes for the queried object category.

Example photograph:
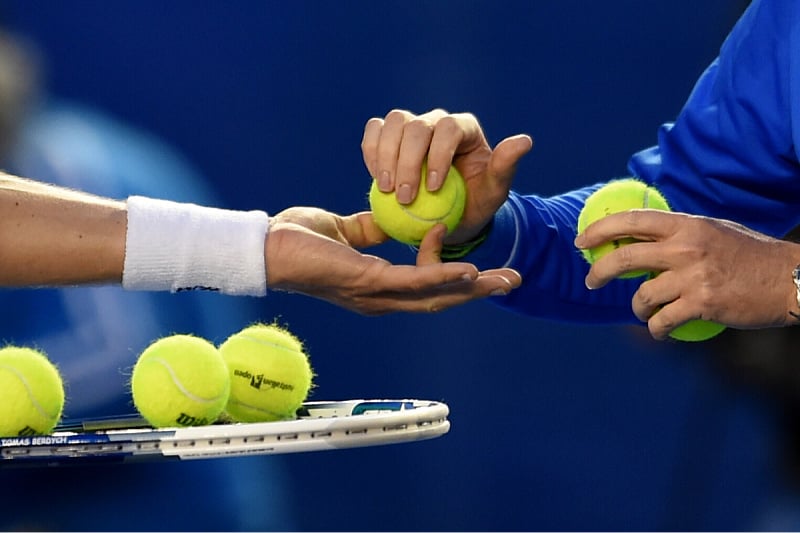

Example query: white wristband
[123,196,269,296]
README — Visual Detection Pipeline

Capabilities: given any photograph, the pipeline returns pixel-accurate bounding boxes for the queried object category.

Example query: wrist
[440,220,494,261]
[122,196,269,296]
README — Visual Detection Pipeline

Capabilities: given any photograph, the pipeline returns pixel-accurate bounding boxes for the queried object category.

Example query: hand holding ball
[369,162,466,245]
[577,180,670,279]
[578,179,726,342]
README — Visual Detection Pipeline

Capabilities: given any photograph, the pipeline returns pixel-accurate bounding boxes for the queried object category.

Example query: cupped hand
[267,206,522,315]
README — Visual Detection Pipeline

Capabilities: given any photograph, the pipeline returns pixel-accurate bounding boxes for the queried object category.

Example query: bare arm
[0,172,521,314]
[0,173,127,286]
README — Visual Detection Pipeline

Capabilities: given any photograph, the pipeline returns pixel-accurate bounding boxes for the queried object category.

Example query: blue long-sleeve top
[467,0,800,324]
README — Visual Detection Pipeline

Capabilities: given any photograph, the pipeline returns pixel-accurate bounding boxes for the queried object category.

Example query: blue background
[4,1,793,531]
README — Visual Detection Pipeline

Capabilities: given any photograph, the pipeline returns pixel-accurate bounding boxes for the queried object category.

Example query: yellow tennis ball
[131,334,230,428]
[577,178,725,342]
[0,346,65,437]
[577,178,670,278]
[219,323,313,423]
[369,162,467,245]
[667,318,727,343]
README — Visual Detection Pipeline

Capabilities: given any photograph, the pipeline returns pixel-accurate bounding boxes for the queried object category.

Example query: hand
[361,109,533,244]
[575,209,800,339]
[266,206,522,315]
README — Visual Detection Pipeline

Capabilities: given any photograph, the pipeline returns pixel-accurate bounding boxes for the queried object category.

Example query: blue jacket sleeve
[467,187,644,324]
[466,0,800,323]
[630,0,800,237]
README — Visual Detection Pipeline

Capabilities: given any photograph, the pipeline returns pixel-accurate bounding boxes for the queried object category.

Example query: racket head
[0,399,450,467]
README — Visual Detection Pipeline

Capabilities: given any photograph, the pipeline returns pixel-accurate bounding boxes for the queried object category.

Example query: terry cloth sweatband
[122,196,269,296]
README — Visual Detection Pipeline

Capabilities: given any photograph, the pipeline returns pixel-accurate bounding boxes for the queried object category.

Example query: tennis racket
[0,399,449,467]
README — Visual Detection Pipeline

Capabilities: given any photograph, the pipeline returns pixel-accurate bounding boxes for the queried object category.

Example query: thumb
[416,223,447,266]
[341,211,389,248]
[489,134,533,189]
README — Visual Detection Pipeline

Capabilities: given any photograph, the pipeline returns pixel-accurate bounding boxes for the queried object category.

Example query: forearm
[0,173,127,286]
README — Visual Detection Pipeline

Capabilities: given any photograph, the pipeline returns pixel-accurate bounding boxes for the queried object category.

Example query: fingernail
[378,170,391,192]
[397,183,412,204]
[427,170,441,191]
[490,288,508,296]
[584,277,596,290]
[574,233,585,247]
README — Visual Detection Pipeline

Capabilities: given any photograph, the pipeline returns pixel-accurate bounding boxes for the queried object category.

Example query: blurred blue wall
[6,1,789,530]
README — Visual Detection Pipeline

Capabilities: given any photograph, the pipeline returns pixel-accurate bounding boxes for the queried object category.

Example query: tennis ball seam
[149,357,228,404]
[399,183,465,222]
[369,164,466,244]
[236,333,303,354]
[226,398,290,420]
[0,363,57,419]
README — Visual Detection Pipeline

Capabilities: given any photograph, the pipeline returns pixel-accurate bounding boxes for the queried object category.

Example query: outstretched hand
[266,206,522,315]
[575,209,800,339]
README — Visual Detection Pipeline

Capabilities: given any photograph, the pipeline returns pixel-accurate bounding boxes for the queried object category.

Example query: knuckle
[363,116,384,130]
[622,208,643,228]
[635,283,657,308]
[648,321,669,341]
[385,109,412,125]
[452,111,477,123]
[617,245,636,272]
[655,311,678,332]
[361,137,379,155]
[693,283,716,312]
[405,117,435,138]
[435,115,460,136]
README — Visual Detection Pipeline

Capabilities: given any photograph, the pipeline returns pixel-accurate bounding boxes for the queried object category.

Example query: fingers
[361,117,384,181]
[645,299,698,341]
[488,134,534,191]
[267,216,523,316]
[630,272,678,323]
[362,109,443,202]
[358,264,521,314]
[583,240,672,289]
[425,113,480,189]
[340,211,389,248]
[480,267,523,290]
[407,271,519,313]
[575,209,679,251]
[577,210,687,289]
[361,108,488,204]
[416,224,447,266]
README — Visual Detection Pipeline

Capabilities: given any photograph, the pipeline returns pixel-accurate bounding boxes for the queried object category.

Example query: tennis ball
[667,318,727,343]
[131,334,230,428]
[0,346,65,437]
[219,323,313,423]
[577,179,670,278]
[577,178,725,342]
[369,162,466,245]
